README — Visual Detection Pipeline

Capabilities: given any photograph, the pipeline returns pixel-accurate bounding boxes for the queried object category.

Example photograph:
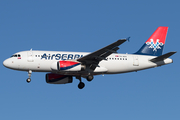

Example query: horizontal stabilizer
[150,51,176,62]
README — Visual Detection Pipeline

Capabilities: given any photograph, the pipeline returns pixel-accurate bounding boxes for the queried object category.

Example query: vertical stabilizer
[135,26,168,56]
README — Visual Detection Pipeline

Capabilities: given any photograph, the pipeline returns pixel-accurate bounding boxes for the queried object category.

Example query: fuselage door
[133,56,139,66]
[27,50,34,62]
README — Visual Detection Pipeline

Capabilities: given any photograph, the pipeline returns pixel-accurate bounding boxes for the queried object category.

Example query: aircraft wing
[77,39,127,70]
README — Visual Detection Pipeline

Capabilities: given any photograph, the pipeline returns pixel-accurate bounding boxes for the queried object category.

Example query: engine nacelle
[51,60,81,71]
[46,73,73,84]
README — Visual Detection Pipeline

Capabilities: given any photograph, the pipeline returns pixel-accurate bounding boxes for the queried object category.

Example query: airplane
[3,26,176,89]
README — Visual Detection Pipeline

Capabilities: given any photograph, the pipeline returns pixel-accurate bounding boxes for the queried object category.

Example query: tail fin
[135,26,168,56]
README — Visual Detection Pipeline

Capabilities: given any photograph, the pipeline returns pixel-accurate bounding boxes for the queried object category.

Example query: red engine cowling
[46,73,73,84]
[51,61,81,71]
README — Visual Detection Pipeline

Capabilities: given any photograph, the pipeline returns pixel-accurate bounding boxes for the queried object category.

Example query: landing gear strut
[26,70,32,83]
[76,76,85,89]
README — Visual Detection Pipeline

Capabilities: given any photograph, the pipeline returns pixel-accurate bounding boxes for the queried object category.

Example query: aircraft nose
[3,59,10,68]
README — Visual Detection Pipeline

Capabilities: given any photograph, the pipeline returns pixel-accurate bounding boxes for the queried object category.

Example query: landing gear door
[133,56,139,66]
[27,50,34,62]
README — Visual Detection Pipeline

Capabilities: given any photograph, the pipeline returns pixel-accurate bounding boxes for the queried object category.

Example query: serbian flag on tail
[135,26,168,56]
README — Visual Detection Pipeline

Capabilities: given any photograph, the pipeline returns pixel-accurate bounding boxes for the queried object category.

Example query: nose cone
[3,59,11,68]
[3,58,19,70]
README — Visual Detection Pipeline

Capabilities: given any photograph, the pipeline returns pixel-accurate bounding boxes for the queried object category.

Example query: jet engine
[51,61,82,71]
[46,73,73,84]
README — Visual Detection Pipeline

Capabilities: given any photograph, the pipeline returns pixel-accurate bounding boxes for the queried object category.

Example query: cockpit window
[11,54,21,57]
[11,55,15,57]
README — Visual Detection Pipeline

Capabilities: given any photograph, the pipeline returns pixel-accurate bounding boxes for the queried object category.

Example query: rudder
[135,26,168,56]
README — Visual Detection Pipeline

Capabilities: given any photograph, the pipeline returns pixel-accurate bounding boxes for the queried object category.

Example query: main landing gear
[76,75,94,89]
[26,70,32,83]
[78,82,85,89]
[76,76,85,89]
[86,75,94,82]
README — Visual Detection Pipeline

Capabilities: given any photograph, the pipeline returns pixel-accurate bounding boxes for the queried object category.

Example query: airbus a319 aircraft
[3,26,176,89]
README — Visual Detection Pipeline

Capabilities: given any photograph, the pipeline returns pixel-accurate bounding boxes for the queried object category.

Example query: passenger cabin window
[35,55,41,57]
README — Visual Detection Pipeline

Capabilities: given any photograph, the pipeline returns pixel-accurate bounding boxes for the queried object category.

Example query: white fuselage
[3,50,173,76]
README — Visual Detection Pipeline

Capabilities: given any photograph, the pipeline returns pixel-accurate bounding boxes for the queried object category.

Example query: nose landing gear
[26,78,31,83]
[26,70,32,83]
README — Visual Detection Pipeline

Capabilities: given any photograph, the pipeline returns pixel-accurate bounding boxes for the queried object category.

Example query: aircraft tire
[78,82,85,89]
[26,78,31,83]
[87,75,94,82]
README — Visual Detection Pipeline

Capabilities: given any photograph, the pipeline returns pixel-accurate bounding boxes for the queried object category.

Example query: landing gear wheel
[87,75,94,82]
[26,78,31,83]
[78,82,85,89]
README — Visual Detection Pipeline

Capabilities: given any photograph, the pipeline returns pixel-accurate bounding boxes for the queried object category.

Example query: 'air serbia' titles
[41,53,83,60]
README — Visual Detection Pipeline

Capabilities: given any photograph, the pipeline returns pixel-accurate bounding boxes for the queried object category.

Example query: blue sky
[0,0,179,120]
